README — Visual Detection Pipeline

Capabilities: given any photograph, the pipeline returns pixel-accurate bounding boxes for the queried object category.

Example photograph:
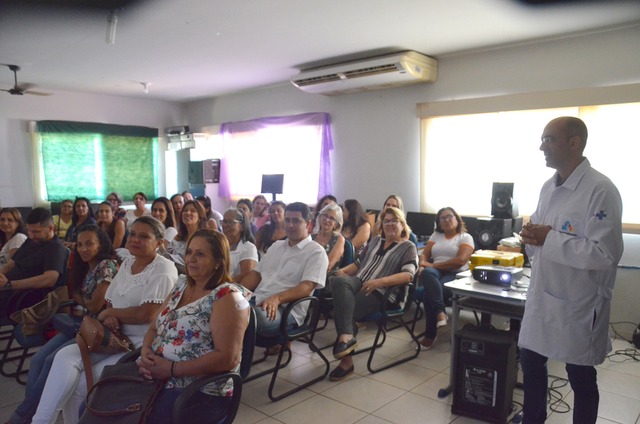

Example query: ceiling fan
[1,64,50,96]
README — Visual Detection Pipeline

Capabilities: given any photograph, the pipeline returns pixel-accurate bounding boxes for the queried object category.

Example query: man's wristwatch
[2,280,11,290]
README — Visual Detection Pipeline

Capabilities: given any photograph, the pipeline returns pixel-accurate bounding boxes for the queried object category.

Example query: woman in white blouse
[0,208,27,266]
[31,216,178,424]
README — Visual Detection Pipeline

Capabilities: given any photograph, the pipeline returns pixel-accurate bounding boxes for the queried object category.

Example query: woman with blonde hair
[329,207,418,381]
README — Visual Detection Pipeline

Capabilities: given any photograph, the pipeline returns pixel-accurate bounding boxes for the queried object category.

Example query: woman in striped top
[328,206,417,381]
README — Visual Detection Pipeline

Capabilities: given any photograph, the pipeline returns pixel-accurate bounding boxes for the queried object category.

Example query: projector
[472,265,524,287]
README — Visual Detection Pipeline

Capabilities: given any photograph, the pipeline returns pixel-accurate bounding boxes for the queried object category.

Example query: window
[219,112,333,205]
[421,102,640,225]
[33,121,158,203]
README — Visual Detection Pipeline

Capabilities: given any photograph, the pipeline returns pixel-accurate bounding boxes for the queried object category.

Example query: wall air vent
[291,51,437,95]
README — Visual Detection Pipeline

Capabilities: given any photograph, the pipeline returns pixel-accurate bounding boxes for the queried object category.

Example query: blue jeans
[417,268,455,338]
[9,334,75,424]
[250,299,297,338]
[520,348,599,424]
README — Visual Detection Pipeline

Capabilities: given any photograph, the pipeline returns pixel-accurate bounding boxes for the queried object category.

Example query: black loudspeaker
[452,325,517,424]
[491,182,517,219]
[468,217,513,250]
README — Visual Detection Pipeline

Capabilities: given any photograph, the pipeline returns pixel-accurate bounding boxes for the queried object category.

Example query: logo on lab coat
[561,220,575,234]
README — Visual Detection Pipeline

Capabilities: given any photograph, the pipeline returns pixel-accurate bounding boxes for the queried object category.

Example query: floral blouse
[81,259,119,301]
[152,277,252,395]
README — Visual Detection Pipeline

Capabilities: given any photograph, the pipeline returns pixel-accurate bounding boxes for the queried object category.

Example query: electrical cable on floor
[547,374,571,414]
[606,348,640,362]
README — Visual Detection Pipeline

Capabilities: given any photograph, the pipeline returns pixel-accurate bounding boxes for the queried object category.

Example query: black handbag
[78,361,165,424]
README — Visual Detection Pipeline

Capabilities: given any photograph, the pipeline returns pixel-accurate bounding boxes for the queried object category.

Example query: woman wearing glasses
[416,206,474,350]
[221,208,258,283]
[312,203,345,274]
[328,207,417,381]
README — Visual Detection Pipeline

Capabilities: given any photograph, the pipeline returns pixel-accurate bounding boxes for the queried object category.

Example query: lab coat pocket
[538,290,571,332]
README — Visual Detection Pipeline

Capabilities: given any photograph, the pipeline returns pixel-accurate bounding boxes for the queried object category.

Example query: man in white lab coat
[519,116,623,424]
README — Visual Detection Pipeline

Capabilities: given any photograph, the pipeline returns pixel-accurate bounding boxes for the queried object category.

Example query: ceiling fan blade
[25,90,52,96]
[17,83,36,91]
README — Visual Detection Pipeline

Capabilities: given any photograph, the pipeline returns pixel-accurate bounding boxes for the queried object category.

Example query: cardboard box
[470,250,524,270]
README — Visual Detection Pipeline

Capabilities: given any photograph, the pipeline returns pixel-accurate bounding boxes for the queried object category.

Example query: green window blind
[37,121,158,202]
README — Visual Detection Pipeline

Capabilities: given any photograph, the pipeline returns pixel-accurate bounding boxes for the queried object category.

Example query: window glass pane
[41,133,99,201]
[224,124,321,204]
[39,133,158,202]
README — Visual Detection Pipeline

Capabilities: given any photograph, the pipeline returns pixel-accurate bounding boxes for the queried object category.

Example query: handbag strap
[76,333,95,390]
[84,375,164,417]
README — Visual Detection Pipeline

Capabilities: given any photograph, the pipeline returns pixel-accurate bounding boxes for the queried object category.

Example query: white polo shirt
[253,236,328,325]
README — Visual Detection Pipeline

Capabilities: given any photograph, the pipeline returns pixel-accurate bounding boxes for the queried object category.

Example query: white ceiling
[1,0,640,102]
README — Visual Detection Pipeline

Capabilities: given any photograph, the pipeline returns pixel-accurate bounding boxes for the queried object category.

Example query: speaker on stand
[491,182,517,219]
[470,217,513,250]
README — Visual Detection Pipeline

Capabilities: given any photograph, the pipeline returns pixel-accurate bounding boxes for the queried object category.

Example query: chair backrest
[340,238,355,268]
[240,307,256,380]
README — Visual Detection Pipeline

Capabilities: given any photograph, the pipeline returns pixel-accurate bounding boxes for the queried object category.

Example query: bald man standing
[518,117,623,424]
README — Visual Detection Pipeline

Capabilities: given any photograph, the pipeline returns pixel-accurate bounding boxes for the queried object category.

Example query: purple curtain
[219,112,333,200]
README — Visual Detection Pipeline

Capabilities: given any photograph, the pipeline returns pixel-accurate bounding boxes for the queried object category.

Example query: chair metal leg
[267,336,330,402]
[366,316,421,374]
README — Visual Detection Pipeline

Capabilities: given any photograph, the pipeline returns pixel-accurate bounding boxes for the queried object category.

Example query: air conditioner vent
[294,73,342,87]
[342,63,400,79]
[291,51,437,95]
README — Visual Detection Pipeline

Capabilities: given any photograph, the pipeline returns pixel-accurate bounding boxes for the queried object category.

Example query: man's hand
[259,294,282,321]
[520,223,552,246]
[0,274,8,286]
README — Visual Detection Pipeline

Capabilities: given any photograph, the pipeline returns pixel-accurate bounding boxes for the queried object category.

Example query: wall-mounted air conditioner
[291,51,437,95]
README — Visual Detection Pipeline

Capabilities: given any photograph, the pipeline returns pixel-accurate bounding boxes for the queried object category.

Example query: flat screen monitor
[406,212,436,237]
[261,174,284,195]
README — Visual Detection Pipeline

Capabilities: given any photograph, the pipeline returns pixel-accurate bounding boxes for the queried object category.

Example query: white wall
[184,24,640,336]
[0,90,184,207]
[185,25,640,213]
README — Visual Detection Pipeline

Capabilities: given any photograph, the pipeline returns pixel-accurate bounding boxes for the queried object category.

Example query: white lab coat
[518,159,623,366]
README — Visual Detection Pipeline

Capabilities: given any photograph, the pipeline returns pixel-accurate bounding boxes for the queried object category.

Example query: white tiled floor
[1,310,639,424]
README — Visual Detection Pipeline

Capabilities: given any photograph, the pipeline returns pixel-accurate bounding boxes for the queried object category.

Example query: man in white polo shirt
[241,202,328,339]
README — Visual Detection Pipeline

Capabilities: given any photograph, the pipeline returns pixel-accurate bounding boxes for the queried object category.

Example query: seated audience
[241,202,327,346]
[170,193,185,218]
[64,197,97,249]
[236,198,258,236]
[31,216,178,424]
[124,192,151,229]
[0,208,68,321]
[196,195,223,230]
[97,201,127,249]
[0,208,28,266]
[166,200,208,270]
[341,199,371,257]
[312,194,338,233]
[221,208,258,283]
[137,229,252,424]
[6,225,119,424]
[152,197,178,247]
[251,195,270,230]
[312,203,345,274]
[255,201,286,256]
[181,190,194,201]
[371,194,419,246]
[329,207,417,381]
[416,206,474,350]
[106,192,127,221]
[52,199,73,239]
